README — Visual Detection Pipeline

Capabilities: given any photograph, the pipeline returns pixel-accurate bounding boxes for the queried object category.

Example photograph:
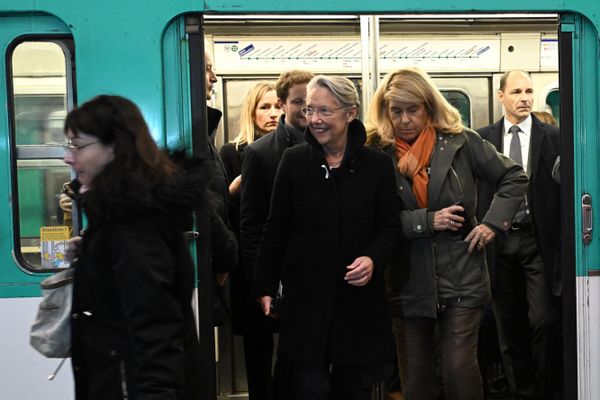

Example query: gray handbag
[30,267,74,359]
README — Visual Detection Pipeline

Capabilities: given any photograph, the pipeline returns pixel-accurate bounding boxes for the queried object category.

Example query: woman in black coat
[252,75,400,400]
[63,95,205,400]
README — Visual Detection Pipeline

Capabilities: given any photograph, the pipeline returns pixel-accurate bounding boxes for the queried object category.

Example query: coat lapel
[528,116,545,180]
[428,133,465,209]
[489,120,504,151]
[383,145,419,208]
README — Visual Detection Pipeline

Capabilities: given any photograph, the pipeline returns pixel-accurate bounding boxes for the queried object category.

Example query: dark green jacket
[377,128,528,318]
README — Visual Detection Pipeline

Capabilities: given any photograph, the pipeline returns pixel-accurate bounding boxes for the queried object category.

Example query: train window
[546,89,560,125]
[221,78,363,144]
[8,39,75,271]
[441,90,471,128]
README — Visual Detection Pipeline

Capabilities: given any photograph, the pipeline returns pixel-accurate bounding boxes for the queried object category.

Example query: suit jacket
[477,115,561,295]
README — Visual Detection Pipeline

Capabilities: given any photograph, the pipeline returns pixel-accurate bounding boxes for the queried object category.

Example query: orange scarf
[395,124,436,208]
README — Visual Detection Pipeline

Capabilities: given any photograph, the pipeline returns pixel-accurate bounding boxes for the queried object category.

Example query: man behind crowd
[477,70,561,400]
[204,51,236,292]
[239,70,314,399]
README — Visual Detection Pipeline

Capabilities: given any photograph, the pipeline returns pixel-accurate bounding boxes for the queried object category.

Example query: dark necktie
[508,125,530,223]
[508,125,522,166]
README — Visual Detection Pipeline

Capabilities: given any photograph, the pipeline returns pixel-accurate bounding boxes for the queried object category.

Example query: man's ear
[278,98,287,114]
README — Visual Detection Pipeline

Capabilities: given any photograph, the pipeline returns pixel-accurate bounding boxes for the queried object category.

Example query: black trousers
[492,225,549,400]
[242,327,275,400]
[393,306,484,400]
[275,361,376,400]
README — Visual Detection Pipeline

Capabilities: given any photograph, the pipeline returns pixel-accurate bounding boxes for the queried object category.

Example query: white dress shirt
[502,115,532,174]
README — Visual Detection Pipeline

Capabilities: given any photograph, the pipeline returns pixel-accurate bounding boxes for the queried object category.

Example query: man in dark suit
[477,70,561,400]
[239,70,314,399]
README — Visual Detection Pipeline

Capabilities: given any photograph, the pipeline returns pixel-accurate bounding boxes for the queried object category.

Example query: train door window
[440,90,471,128]
[222,77,363,145]
[546,89,560,125]
[7,39,76,271]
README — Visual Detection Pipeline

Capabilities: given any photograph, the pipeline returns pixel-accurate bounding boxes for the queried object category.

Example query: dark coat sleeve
[466,131,528,232]
[111,224,189,400]
[240,145,271,278]
[210,209,238,273]
[251,150,294,298]
[361,154,402,270]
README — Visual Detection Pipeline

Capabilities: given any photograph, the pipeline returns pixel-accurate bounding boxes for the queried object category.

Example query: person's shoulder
[219,142,237,156]
[475,122,496,136]
[361,145,394,167]
[249,131,277,151]
[532,116,559,137]
[284,142,309,157]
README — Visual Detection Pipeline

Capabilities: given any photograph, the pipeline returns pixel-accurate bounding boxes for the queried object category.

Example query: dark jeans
[276,361,375,400]
[393,306,484,400]
[493,225,549,399]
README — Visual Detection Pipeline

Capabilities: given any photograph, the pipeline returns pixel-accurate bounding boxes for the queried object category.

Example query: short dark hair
[499,70,532,91]
[275,70,314,101]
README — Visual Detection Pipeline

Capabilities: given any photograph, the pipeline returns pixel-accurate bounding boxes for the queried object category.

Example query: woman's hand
[65,235,83,263]
[433,204,466,231]
[465,224,496,253]
[345,256,374,286]
[229,175,242,196]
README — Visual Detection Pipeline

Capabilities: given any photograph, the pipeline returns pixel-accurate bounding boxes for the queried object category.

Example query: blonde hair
[231,81,276,149]
[366,67,463,147]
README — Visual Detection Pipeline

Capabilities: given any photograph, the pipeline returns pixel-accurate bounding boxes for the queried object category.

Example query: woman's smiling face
[306,86,356,150]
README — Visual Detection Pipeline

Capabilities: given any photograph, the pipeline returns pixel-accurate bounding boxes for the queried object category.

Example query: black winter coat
[235,117,303,334]
[71,159,207,400]
[219,141,263,334]
[240,116,305,278]
[252,120,399,365]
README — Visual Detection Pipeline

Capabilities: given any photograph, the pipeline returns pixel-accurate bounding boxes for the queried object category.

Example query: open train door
[560,12,600,400]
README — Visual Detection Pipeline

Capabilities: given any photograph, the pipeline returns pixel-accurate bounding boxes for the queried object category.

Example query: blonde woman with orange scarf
[366,68,528,400]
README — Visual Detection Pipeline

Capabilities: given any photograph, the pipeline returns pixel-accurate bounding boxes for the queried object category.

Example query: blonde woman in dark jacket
[366,68,528,400]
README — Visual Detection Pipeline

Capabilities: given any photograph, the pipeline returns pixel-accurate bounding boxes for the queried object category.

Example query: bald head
[498,70,534,125]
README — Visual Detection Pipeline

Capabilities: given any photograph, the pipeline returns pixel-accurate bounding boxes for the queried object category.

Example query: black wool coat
[477,115,561,295]
[71,160,208,400]
[252,119,399,365]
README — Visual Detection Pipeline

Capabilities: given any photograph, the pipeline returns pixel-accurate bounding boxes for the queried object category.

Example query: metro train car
[0,1,598,400]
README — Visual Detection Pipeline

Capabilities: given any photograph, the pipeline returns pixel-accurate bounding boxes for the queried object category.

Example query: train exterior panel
[0,1,599,399]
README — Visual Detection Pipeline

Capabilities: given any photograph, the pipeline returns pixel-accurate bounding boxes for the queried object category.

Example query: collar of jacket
[305,119,367,170]
[382,129,467,210]
[207,106,223,141]
[277,115,305,147]
[491,114,546,179]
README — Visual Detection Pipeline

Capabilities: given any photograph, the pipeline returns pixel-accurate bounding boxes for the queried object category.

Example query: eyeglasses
[63,141,100,153]
[301,106,346,117]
